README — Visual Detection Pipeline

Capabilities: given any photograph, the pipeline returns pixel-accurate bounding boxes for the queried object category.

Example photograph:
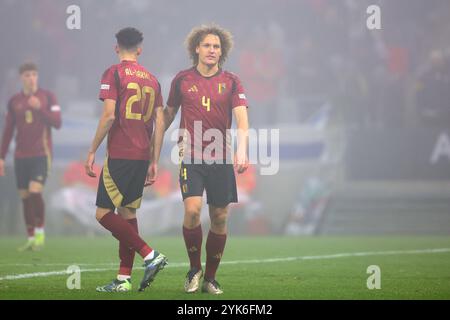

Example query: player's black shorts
[179,161,238,207]
[14,156,49,189]
[96,157,150,210]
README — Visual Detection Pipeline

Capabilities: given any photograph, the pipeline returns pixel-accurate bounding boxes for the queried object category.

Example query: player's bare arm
[233,105,249,174]
[85,99,116,177]
[163,105,179,131]
[145,106,165,186]
[0,159,4,177]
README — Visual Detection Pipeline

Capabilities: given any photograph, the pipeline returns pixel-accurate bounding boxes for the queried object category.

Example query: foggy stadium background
[1,0,450,237]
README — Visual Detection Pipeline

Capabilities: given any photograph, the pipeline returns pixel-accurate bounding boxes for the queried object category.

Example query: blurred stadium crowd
[1,0,449,128]
[1,0,450,236]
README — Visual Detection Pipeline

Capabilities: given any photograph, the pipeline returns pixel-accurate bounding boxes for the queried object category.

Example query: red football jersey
[99,60,163,161]
[0,89,61,159]
[167,67,248,161]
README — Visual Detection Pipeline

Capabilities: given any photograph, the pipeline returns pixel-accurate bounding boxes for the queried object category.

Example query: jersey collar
[121,60,138,64]
[193,66,222,79]
[21,87,40,97]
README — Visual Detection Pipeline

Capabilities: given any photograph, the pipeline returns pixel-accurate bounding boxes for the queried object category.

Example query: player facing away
[85,27,168,292]
[164,25,249,294]
[0,62,62,251]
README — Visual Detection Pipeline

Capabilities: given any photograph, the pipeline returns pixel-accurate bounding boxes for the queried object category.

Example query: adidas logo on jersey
[188,85,198,93]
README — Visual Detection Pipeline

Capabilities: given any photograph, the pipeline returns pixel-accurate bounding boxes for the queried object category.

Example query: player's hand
[28,95,41,110]
[145,162,158,186]
[0,159,5,177]
[85,152,97,178]
[234,151,249,174]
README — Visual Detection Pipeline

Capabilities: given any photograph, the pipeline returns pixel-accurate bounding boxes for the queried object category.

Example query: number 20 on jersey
[125,82,155,122]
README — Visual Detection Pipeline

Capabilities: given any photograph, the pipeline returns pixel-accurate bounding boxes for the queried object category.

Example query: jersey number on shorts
[125,82,155,122]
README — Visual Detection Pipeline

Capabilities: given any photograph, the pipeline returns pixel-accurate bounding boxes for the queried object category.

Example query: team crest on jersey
[218,83,226,94]
[188,85,198,93]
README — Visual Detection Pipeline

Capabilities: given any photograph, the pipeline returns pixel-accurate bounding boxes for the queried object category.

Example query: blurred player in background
[85,27,167,293]
[0,62,62,251]
[164,24,249,294]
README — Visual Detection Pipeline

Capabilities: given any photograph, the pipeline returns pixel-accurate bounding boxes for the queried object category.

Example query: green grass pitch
[0,236,450,300]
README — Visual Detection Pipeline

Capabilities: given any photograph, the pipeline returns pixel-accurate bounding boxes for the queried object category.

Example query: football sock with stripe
[99,212,153,259]
[205,230,227,281]
[118,218,138,276]
[22,197,35,238]
[29,193,45,229]
[183,224,203,270]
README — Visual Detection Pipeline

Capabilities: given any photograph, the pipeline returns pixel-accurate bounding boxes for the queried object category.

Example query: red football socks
[22,197,35,237]
[118,218,138,276]
[99,212,152,258]
[29,193,45,228]
[205,230,227,281]
[183,225,203,270]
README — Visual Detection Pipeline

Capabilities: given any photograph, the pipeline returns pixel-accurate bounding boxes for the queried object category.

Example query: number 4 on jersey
[202,96,211,112]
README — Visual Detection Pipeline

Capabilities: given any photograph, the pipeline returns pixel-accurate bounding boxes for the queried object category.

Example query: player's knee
[28,182,43,194]
[95,210,108,222]
[185,209,201,220]
[118,207,136,220]
[184,207,201,226]
[211,211,228,229]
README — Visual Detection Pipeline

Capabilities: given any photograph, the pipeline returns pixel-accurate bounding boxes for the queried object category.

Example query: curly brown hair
[185,24,233,67]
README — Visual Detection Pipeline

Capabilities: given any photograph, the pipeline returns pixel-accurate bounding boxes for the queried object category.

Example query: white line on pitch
[1,247,449,281]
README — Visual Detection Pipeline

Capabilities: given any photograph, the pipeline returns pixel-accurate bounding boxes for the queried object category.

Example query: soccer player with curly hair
[164,24,249,294]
